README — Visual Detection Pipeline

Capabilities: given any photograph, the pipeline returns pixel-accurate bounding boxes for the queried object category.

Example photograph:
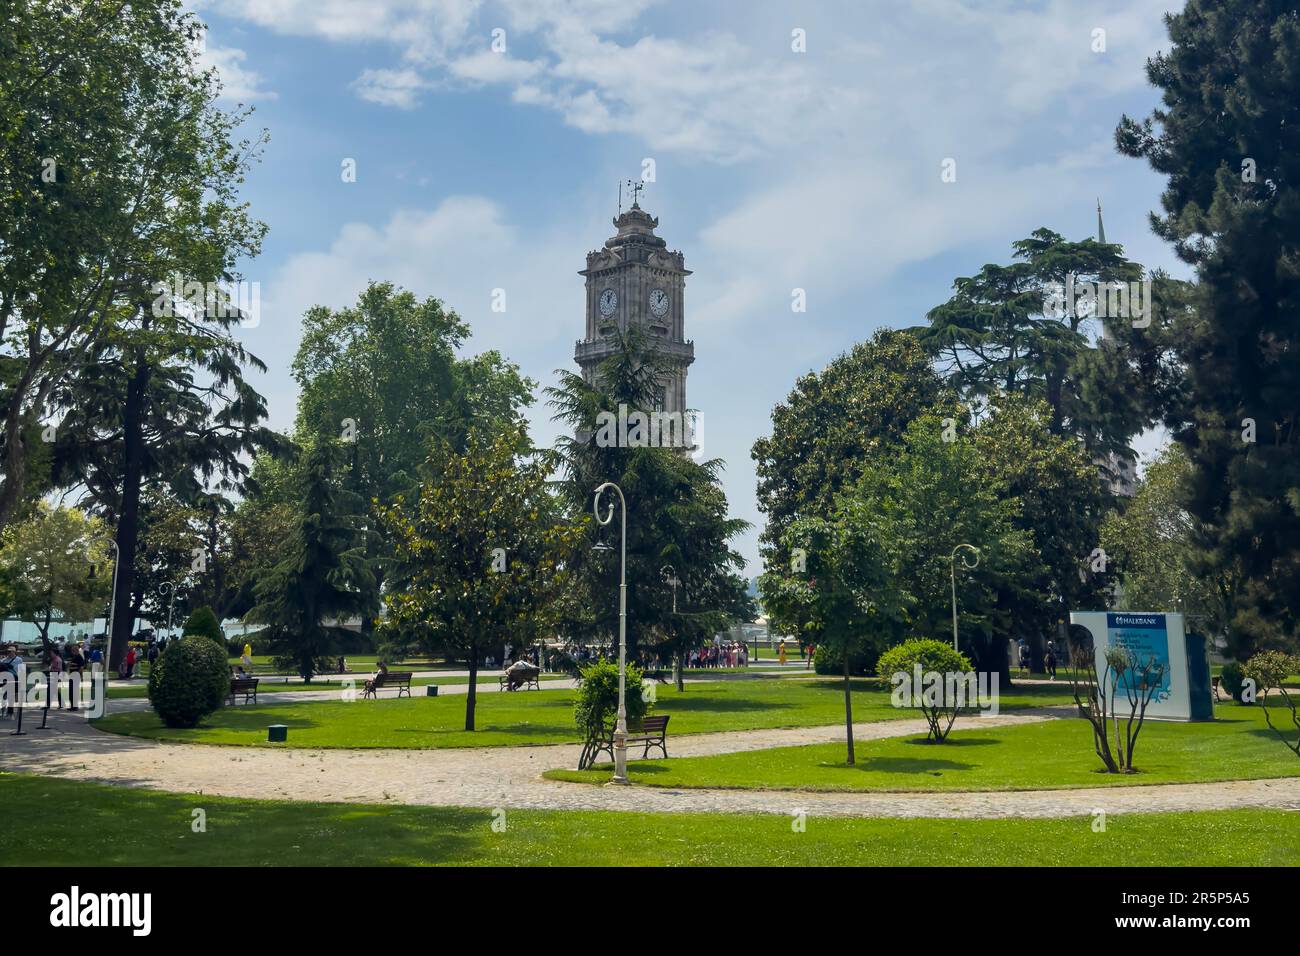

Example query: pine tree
[247,442,375,681]
[1116,0,1300,655]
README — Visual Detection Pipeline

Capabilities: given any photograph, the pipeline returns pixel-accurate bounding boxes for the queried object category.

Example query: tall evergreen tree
[1116,0,1300,654]
[247,442,376,682]
[911,228,1151,461]
[548,326,750,663]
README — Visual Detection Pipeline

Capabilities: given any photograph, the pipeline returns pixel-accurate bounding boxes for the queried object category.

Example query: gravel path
[4,707,1299,819]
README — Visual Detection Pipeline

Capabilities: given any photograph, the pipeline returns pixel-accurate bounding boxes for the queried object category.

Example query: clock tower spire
[574,197,694,412]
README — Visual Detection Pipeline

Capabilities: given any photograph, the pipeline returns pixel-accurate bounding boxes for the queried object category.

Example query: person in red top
[120,646,137,680]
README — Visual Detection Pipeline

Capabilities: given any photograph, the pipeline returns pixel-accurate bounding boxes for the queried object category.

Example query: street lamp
[158,581,181,642]
[661,566,681,686]
[949,544,981,652]
[593,481,629,785]
[661,566,680,614]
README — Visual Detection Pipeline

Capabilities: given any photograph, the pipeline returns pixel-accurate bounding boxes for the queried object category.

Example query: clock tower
[574,197,694,412]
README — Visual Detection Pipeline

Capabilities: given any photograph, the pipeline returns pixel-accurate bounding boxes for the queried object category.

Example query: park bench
[228,677,259,705]
[361,671,413,699]
[499,668,541,691]
[593,714,671,763]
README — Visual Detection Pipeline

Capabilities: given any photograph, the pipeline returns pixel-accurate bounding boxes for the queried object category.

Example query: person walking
[0,644,20,718]
[47,644,65,709]
[1045,643,1058,681]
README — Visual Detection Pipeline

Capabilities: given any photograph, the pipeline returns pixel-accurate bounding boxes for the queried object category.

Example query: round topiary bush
[1220,661,1249,703]
[148,636,230,727]
[181,606,225,649]
[876,638,975,742]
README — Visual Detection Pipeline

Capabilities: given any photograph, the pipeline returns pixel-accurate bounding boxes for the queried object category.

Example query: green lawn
[106,674,567,699]
[93,679,1077,749]
[547,701,1300,792]
[1,772,1294,866]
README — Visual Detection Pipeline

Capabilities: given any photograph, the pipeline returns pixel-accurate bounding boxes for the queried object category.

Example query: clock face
[599,288,618,317]
[649,288,670,317]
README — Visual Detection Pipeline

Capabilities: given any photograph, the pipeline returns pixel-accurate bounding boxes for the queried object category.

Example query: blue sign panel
[1105,612,1171,704]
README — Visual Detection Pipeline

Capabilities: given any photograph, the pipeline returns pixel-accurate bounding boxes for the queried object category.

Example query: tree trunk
[0,404,29,534]
[675,650,684,692]
[971,631,1010,687]
[465,645,478,731]
[842,652,855,765]
[109,352,152,673]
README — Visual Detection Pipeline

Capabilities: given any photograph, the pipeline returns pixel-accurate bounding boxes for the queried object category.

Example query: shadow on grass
[835,755,977,775]
[2,774,501,866]
[390,723,577,739]
[898,736,998,747]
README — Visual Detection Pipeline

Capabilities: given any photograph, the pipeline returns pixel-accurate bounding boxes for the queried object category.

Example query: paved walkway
[4,706,1299,819]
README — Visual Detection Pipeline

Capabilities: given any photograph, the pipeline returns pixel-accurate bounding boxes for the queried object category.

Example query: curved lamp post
[158,580,183,642]
[661,566,682,687]
[949,544,981,652]
[593,482,629,784]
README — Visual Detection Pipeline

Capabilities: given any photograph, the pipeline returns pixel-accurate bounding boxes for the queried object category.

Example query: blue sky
[194,0,1188,576]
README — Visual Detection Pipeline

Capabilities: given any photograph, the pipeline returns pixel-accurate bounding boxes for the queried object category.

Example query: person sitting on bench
[505,657,538,691]
[363,661,388,696]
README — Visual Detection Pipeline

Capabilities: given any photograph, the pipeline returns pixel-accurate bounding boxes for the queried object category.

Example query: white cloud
[352,68,428,108]
[198,44,277,103]
[249,194,605,446]
[203,0,483,62]
[447,50,544,83]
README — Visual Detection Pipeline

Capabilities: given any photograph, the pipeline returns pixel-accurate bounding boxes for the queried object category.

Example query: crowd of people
[687,641,748,669]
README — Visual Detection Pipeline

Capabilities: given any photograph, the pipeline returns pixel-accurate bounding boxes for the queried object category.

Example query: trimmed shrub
[1242,651,1300,701]
[181,607,225,649]
[575,658,648,769]
[148,636,230,728]
[1220,662,1249,703]
[876,638,974,742]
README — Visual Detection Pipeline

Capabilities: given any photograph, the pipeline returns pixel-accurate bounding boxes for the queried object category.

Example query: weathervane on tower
[618,178,646,214]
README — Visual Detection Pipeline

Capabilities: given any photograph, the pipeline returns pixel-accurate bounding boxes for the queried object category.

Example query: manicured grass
[106,674,566,699]
[1,772,1294,866]
[546,701,1300,792]
[93,679,1077,749]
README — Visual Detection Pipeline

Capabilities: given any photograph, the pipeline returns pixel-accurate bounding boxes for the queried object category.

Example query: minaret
[574,194,694,412]
[1092,197,1137,497]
